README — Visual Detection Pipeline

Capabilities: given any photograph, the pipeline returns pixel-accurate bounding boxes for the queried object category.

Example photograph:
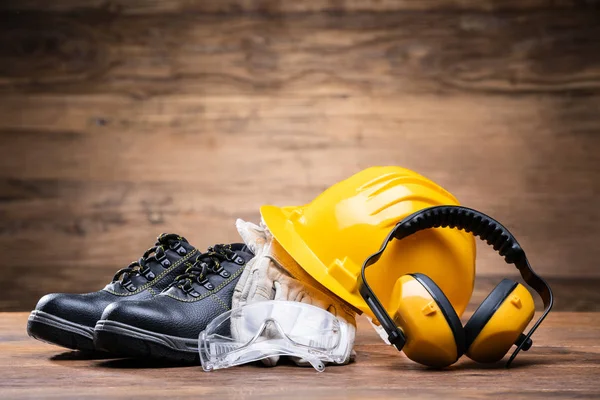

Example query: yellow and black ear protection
[358,205,553,368]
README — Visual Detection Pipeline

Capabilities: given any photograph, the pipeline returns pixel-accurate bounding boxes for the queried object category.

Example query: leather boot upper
[33,234,199,327]
[100,243,254,339]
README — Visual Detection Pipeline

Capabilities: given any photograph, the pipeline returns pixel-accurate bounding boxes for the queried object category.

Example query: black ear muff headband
[358,205,553,367]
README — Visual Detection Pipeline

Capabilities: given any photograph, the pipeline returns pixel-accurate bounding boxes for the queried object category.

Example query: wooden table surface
[1,312,599,399]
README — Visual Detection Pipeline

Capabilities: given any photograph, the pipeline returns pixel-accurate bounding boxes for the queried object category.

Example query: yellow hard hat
[260,166,476,320]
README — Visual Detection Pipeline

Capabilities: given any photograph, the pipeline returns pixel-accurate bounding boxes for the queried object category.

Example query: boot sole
[94,320,198,364]
[27,310,96,352]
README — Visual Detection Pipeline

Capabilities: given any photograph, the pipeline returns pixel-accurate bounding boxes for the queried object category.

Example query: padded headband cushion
[393,206,524,264]
[464,279,518,350]
[410,273,466,358]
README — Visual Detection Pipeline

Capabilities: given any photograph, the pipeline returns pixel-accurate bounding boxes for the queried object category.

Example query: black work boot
[93,243,253,363]
[27,233,199,352]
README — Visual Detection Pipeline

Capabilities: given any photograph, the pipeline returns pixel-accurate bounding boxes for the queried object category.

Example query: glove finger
[232,258,255,308]
[272,273,312,304]
[295,288,328,310]
[235,219,267,254]
[248,258,278,301]
[272,280,287,302]
[247,267,271,302]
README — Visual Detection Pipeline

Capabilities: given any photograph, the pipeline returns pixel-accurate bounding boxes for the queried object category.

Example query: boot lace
[112,233,186,285]
[171,244,241,293]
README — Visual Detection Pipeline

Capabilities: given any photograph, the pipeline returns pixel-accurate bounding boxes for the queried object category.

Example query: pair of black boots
[27,233,254,363]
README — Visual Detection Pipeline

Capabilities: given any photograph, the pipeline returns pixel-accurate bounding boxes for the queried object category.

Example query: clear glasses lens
[199,301,350,372]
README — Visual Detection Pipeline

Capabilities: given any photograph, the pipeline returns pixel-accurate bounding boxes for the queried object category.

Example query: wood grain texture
[1,11,599,95]
[1,312,600,399]
[0,2,598,311]
[1,0,597,14]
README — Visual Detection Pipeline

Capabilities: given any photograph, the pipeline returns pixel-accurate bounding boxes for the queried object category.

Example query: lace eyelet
[219,269,231,278]
[143,270,155,281]
[169,241,188,255]
[197,276,214,290]
[180,282,201,297]
[233,255,245,265]
[123,281,137,292]
[156,249,171,267]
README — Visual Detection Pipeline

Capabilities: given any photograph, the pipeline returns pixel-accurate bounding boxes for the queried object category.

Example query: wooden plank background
[0,0,598,311]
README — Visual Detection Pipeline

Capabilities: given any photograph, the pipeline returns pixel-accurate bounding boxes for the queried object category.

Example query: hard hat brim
[260,204,371,316]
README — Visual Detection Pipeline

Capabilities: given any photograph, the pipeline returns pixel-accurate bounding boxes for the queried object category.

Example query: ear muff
[392,273,465,368]
[464,279,535,363]
[360,206,554,367]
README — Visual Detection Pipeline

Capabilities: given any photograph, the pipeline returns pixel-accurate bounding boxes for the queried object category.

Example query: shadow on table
[50,350,116,361]
[426,358,555,371]
[93,355,330,370]
[94,358,198,369]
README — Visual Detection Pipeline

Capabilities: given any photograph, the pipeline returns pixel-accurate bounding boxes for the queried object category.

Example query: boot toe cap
[100,299,200,339]
[35,292,110,327]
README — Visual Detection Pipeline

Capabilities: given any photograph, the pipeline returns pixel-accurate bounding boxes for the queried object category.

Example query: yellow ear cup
[464,280,535,363]
[391,274,465,368]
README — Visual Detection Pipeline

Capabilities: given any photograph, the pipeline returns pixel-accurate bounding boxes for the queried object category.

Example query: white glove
[232,219,357,367]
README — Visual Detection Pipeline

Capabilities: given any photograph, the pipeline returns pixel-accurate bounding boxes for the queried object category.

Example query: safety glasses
[199,301,351,372]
